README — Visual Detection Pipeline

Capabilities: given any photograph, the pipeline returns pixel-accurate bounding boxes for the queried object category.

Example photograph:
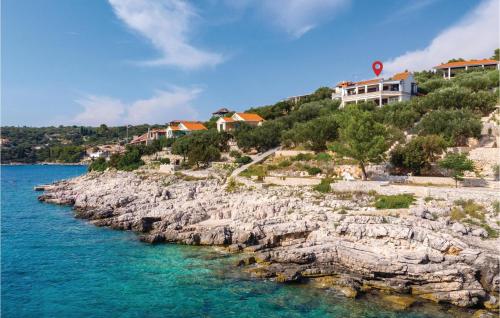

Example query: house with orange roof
[434,59,499,79]
[166,121,207,138]
[130,128,166,145]
[332,71,418,107]
[216,112,264,132]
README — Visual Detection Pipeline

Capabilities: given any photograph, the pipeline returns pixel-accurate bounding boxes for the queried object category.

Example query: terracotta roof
[179,121,207,131]
[150,128,166,133]
[391,71,410,81]
[235,113,264,122]
[434,59,499,69]
[167,125,182,131]
[219,117,236,122]
[130,133,148,144]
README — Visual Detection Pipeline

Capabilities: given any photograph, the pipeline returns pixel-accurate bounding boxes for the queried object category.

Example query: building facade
[434,59,500,79]
[332,71,418,107]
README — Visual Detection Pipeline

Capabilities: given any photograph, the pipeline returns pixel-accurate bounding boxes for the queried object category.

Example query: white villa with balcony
[332,71,417,107]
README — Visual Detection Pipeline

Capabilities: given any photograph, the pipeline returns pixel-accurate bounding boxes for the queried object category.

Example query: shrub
[313,178,333,193]
[315,152,332,161]
[235,156,252,165]
[226,178,243,193]
[454,199,485,220]
[88,157,107,172]
[159,158,171,164]
[239,165,266,178]
[493,201,500,215]
[450,207,466,221]
[307,166,322,176]
[375,194,415,209]
[278,160,291,168]
[229,150,242,158]
[291,153,315,161]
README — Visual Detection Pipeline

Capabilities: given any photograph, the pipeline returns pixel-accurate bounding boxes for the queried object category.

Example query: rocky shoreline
[38,170,499,315]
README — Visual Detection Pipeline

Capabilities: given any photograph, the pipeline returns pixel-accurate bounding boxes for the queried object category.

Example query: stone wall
[274,150,315,158]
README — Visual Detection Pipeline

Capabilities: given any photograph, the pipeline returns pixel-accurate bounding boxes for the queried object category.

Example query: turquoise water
[1,165,465,317]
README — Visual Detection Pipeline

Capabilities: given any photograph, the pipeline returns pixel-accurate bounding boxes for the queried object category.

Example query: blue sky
[2,0,498,127]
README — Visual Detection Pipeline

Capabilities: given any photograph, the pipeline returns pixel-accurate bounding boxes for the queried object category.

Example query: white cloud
[108,0,223,69]
[260,0,350,38]
[73,96,126,126]
[71,87,201,126]
[384,0,499,74]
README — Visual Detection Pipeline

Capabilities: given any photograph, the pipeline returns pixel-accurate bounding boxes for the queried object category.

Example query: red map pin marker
[372,61,383,76]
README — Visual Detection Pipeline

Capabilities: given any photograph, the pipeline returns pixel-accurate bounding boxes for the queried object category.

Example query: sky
[2,0,499,127]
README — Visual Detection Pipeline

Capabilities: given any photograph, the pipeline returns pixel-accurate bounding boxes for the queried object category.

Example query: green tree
[390,135,447,175]
[439,153,475,187]
[330,106,391,180]
[416,109,481,146]
[281,115,338,151]
[492,48,500,60]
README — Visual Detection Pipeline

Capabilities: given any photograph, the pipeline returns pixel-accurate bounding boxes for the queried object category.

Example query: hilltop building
[332,71,418,107]
[434,59,499,79]
[166,121,207,138]
[212,108,232,117]
[216,113,264,132]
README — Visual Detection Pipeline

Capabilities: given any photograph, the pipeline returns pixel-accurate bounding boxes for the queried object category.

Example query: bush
[229,150,242,158]
[306,166,322,176]
[315,152,332,161]
[226,178,243,193]
[239,165,267,178]
[159,158,170,164]
[389,135,447,175]
[416,109,481,146]
[313,178,333,193]
[291,153,315,161]
[235,156,252,165]
[278,160,292,168]
[88,157,107,172]
[375,194,415,209]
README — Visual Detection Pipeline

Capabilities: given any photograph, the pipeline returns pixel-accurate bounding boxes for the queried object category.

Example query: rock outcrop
[38,170,500,310]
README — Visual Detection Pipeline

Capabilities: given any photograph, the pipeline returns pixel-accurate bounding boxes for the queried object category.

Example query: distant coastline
[1,162,88,166]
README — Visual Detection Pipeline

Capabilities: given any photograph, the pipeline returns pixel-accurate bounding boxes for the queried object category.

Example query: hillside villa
[130,121,207,144]
[216,112,265,132]
[130,128,167,145]
[166,121,208,138]
[332,71,418,108]
[434,59,499,79]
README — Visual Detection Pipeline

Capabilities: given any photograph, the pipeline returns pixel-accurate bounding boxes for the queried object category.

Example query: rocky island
[38,170,500,315]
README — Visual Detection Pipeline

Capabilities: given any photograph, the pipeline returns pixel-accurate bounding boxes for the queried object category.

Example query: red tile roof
[434,59,499,69]
[391,71,410,81]
[130,133,148,144]
[219,117,236,122]
[234,113,264,122]
[179,121,207,131]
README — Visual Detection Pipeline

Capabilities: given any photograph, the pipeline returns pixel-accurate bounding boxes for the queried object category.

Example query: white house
[216,112,264,132]
[332,71,418,108]
[434,59,499,79]
[166,121,207,138]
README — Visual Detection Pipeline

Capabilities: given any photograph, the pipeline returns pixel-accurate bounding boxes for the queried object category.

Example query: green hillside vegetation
[3,50,499,173]
[1,124,162,163]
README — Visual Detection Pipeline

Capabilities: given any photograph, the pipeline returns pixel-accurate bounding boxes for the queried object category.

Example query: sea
[1,165,470,317]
